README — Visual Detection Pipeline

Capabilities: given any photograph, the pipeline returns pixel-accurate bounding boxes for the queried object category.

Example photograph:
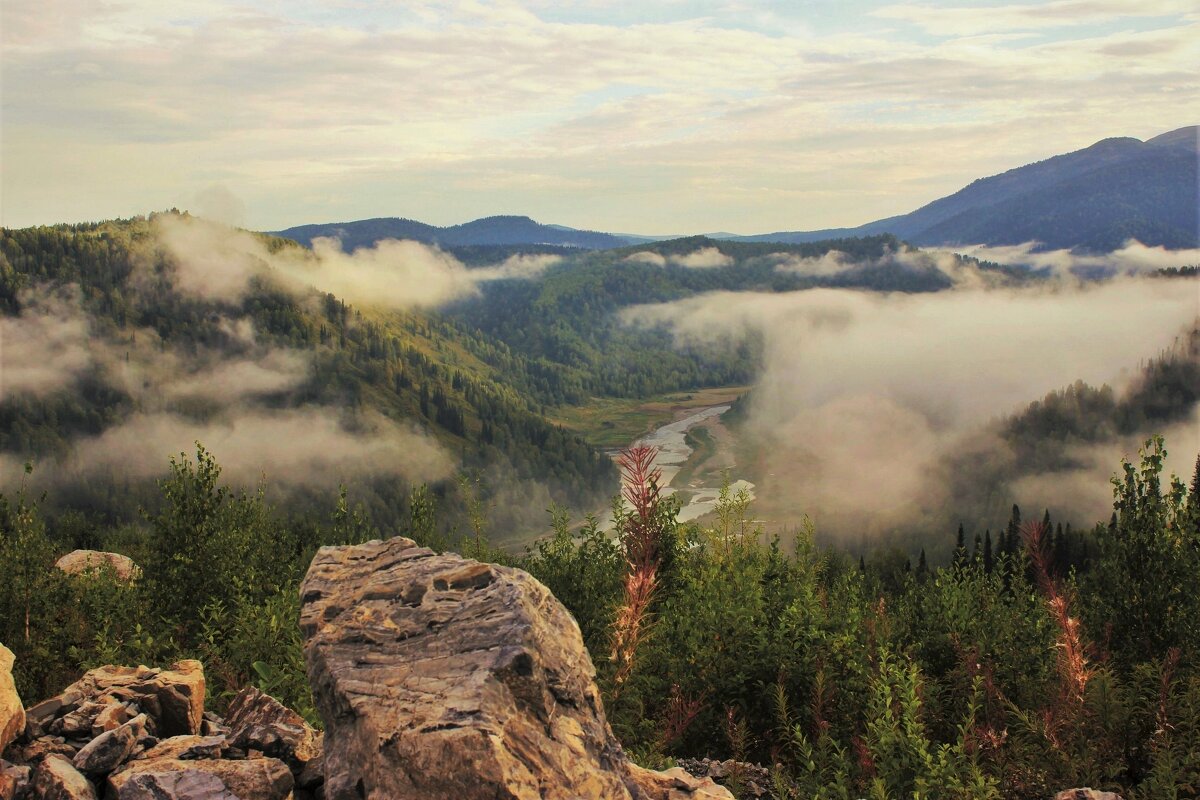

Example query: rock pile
[1,661,321,800]
[301,535,732,799]
[676,758,772,798]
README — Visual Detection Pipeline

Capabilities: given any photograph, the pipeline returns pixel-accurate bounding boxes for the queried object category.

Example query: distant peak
[465,215,538,224]
[1145,125,1198,149]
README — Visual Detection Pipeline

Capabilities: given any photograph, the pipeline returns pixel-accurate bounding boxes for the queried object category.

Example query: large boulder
[54,551,139,582]
[0,644,23,755]
[1054,791,1124,800]
[301,536,732,800]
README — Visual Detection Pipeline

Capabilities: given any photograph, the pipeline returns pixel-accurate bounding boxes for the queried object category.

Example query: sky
[1,0,1197,234]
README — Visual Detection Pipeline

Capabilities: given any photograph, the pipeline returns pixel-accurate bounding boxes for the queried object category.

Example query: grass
[550,386,749,448]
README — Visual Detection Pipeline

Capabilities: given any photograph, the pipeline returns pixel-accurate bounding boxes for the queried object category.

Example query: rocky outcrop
[0,645,23,755]
[1054,791,1124,800]
[301,535,732,800]
[53,551,140,582]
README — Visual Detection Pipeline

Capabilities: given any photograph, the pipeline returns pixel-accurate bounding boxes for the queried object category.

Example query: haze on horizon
[2,0,1197,234]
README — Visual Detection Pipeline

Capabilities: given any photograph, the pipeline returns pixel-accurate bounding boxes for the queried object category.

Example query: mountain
[273,215,633,252]
[731,125,1199,252]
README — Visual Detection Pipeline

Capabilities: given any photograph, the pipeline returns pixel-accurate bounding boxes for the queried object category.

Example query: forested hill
[273,215,632,252]
[729,125,1199,252]
[441,234,1027,405]
[0,215,616,538]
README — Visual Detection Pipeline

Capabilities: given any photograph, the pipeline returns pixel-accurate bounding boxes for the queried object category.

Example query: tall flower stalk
[610,445,664,692]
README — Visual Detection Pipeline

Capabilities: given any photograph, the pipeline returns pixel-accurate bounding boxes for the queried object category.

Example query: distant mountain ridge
[728,125,1198,252]
[273,215,633,252]
[271,126,1197,254]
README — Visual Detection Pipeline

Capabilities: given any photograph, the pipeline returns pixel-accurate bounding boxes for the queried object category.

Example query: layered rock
[224,685,321,778]
[0,645,23,755]
[301,535,732,800]
[106,736,293,800]
[26,661,205,740]
[53,551,140,582]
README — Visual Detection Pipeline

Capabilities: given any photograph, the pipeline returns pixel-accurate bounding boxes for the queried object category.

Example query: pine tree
[983,530,994,573]
[953,522,967,567]
[1005,504,1022,556]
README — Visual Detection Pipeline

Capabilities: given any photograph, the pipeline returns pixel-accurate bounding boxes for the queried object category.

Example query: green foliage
[1087,436,1200,665]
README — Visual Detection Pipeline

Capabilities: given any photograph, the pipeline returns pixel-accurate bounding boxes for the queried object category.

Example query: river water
[627,404,756,524]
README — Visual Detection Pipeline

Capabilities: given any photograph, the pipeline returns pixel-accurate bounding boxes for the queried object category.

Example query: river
[624,404,756,524]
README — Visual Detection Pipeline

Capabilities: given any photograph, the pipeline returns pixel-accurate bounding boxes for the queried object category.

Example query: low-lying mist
[625,276,1200,543]
[155,214,559,309]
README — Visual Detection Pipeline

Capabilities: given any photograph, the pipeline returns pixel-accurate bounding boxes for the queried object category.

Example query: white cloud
[0,288,93,399]
[624,278,1200,535]
[45,409,453,490]
[624,247,733,269]
[954,239,1200,277]
[670,247,733,269]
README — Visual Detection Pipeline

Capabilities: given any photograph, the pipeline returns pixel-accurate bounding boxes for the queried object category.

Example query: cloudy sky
[1,0,1196,233]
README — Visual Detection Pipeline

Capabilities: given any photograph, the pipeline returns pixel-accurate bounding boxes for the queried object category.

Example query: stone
[53,551,140,582]
[0,645,24,755]
[301,536,732,800]
[676,758,772,798]
[1,761,30,800]
[53,702,111,738]
[108,752,293,800]
[4,736,77,765]
[29,754,97,800]
[1054,791,1124,800]
[49,662,203,738]
[71,715,144,775]
[90,703,135,737]
[224,686,320,777]
[627,765,740,800]
[128,735,224,763]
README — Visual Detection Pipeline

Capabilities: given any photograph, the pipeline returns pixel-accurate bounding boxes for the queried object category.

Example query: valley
[4,0,1200,793]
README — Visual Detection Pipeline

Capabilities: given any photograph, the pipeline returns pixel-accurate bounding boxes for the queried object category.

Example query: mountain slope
[734,126,1199,252]
[274,215,633,252]
[0,215,617,539]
